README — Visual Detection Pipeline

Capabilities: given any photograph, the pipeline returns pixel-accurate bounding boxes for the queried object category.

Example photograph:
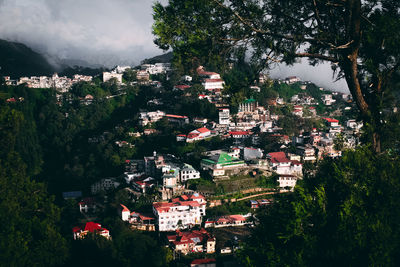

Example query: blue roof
[62,191,82,199]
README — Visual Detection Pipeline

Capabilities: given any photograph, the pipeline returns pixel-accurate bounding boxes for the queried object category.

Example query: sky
[0,0,348,92]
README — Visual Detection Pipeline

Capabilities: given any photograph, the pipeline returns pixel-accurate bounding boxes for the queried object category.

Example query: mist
[0,0,163,67]
[269,59,349,93]
[0,0,349,92]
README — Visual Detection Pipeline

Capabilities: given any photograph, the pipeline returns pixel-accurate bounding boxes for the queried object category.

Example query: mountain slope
[0,39,55,78]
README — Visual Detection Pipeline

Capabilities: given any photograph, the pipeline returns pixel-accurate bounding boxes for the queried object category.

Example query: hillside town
[3,59,363,266]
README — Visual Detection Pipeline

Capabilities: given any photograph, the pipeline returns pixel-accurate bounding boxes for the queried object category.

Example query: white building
[186,127,211,143]
[180,164,201,182]
[218,108,230,125]
[322,94,336,105]
[91,178,120,194]
[277,174,298,189]
[139,110,166,126]
[153,193,206,232]
[103,72,123,83]
[202,78,224,91]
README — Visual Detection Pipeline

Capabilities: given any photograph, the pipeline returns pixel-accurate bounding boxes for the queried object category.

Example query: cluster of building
[124,152,201,197]
[4,73,92,92]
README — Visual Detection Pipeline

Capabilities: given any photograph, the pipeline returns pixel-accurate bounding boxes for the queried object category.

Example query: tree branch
[295,52,338,62]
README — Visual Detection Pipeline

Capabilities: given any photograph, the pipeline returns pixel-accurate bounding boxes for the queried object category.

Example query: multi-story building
[91,178,120,194]
[153,193,206,231]
[238,98,258,113]
[139,110,166,126]
[72,222,110,240]
[218,108,230,125]
[167,229,216,254]
[201,152,246,177]
[179,164,200,182]
[103,72,122,83]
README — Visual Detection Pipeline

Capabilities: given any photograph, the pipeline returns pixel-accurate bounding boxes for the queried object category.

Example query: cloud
[0,0,349,92]
[0,0,163,67]
[269,59,349,93]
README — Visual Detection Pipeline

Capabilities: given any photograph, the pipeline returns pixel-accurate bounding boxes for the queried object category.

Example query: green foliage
[256,174,278,188]
[0,153,68,266]
[240,147,400,266]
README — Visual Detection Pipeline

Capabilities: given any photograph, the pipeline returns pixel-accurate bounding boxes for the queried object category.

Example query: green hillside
[0,39,55,78]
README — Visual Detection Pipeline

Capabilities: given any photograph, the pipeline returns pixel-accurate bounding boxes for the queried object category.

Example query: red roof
[229,131,250,136]
[174,85,191,90]
[229,214,246,221]
[166,114,188,119]
[204,78,223,83]
[84,222,102,232]
[191,258,216,265]
[268,152,290,163]
[324,118,339,123]
[197,127,210,133]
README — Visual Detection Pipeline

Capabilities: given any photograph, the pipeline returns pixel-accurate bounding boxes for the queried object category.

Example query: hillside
[0,39,55,78]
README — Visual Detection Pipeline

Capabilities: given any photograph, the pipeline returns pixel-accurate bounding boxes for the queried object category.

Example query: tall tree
[0,152,68,266]
[153,0,400,152]
[239,147,400,266]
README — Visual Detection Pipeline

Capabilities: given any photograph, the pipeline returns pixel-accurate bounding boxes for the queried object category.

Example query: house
[218,108,230,125]
[292,108,303,117]
[180,164,201,182]
[191,259,216,267]
[201,152,246,177]
[243,147,263,161]
[202,78,225,91]
[309,106,317,116]
[120,204,156,231]
[103,72,122,83]
[239,98,258,112]
[277,174,298,189]
[143,128,159,135]
[186,127,211,143]
[173,84,191,91]
[285,76,300,84]
[139,110,166,126]
[250,199,273,209]
[132,177,156,193]
[78,197,97,213]
[296,146,317,161]
[72,222,110,240]
[165,114,189,125]
[267,152,303,176]
[229,131,251,139]
[204,214,249,228]
[322,94,336,105]
[91,178,120,194]
[324,117,339,127]
[167,229,216,255]
[136,70,150,81]
[153,193,206,231]
[176,134,187,142]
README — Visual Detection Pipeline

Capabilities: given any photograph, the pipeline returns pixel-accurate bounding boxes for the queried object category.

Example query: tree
[239,147,400,266]
[153,0,400,153]
[0,153,68,266]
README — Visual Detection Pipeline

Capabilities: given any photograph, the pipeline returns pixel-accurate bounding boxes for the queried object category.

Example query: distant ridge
[141,51,173,65]
[0,39,55,79]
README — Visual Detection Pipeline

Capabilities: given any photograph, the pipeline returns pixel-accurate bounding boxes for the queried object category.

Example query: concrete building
[239,98,258,113]
[219,108,230,125]
[153,193,206,232]
[103,72,123,83]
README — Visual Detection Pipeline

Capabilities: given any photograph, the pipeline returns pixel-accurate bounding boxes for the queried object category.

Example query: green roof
[217,153,234,164]
[243,98,256,104]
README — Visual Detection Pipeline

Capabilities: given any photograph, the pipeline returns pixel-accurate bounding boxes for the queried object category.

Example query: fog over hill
[0,0,349,92]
